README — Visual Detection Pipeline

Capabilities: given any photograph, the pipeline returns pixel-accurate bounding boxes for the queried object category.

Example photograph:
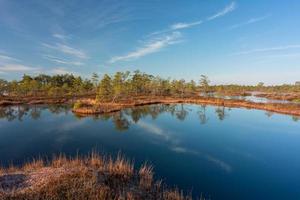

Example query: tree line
[96,71,200,102]
[210,83,300,96]
[1,71,299,100]
[0,71,204,100]
[0,74,94,97]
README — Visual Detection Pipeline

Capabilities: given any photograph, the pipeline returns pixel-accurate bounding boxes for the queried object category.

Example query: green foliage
[0,74,93,97]
[91,73,99,87]
[2,71,300,102]
[73,102,83,109]
[199,75,210,93]
[112,72,125,102]
[96,74,113,102]
[292,99,300,103]
[257,82,264,88]
[0,79,8,96]
[211,83,300,94]
[94,71,199,102]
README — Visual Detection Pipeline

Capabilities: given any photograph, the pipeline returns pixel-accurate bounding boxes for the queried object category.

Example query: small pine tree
[96,74,112,102]
[199,75,210,94]
[112,72,123,102]
[91,73,99,87]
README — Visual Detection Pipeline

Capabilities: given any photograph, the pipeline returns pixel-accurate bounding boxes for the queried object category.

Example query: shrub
[73,101,83,109]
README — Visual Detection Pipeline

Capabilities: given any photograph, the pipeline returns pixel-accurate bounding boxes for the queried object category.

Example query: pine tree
[199,75,210,94]
[96,74,112,102]
[112,72,123,102]
[91,73,99,88]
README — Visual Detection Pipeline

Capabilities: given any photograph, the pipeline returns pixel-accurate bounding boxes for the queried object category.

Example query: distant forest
[0,71,299,101]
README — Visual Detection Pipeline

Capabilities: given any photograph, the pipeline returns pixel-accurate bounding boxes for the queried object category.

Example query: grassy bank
[2,94,300,117]
[0,94,95,106]
[72,96,300,117]
[0,153,194,200]
[255,92,300,102]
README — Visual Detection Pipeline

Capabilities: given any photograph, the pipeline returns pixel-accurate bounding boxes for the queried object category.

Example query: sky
[0,0,300,85]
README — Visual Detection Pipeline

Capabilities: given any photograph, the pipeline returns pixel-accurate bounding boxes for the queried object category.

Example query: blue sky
[0,0,300,85]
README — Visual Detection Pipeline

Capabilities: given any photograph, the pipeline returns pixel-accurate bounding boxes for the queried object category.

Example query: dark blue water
[0,104,300,199]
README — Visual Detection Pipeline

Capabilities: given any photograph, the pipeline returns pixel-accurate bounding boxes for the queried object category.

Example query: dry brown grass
[256,92,300,101]
[0,153,196,200]
[72,95,300,117]
[0,169,4,176]
[139,163,154,189]
[107,154,134,178]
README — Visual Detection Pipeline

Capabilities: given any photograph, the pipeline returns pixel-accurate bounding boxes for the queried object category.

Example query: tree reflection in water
[265,111,274,118]
[292,116,300,122]
[175,104,188,121]
[112,112,130,131]
[198,105,209,124]
[0,104,268,131]
[0,105,71,121]
[215,107,228,121]
[0,104,190,130]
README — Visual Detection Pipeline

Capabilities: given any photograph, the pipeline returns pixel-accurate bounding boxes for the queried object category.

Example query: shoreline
[0,153,193,200]
[72,96,300,117]
[0,94,95,106]
[1,95,300,117]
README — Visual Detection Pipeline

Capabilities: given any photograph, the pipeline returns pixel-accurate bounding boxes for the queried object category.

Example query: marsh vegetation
[0,152,194,200]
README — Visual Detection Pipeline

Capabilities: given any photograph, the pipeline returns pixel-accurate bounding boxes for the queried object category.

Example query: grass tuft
[0,153,197,200]
[139,163,154,189]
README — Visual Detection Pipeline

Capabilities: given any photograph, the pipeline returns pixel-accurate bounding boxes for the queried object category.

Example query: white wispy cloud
[170,20,203,30]
[228,14,271,30]
[42,43,88,59]
[137,120,165,136]
[52,33,69,41]
[74,0,131,30]
[110,2,236,63]
[170,146,200,155]
[136,120,233,173]
[110,32,182,63]
[149,20,203,36]
[150,2,237,37]
[0,64,38,72]
[43,55,84,66]
[48,67,73,74]
[0,52,36,74]
[151,1,232,37]
[205,154,232,173]
[0,54,21,62]
[232,45,300,55]
[263,53,300,59]
[207,2,236,21]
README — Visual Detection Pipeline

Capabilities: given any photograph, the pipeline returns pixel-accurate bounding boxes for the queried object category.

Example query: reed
[0,153,197,200]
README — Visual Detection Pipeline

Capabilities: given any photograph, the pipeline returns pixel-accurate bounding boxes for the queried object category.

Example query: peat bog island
[1,1,300,200]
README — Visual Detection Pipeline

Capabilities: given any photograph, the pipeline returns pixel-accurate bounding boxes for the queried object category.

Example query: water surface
[200,92,297,104]
[0,104,300,200]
